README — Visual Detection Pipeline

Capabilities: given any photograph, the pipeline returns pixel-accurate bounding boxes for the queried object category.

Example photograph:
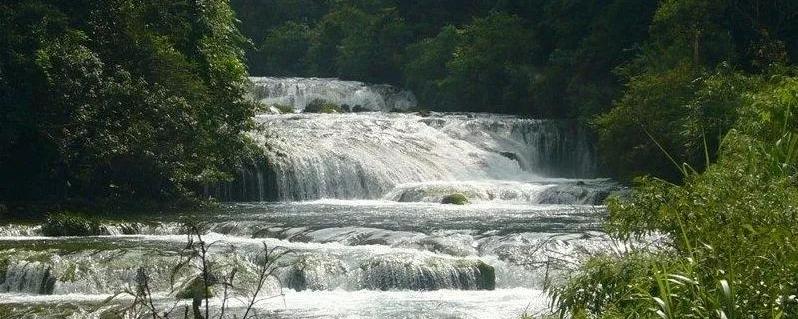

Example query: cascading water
[249,77,418,112]
[207,113,602,202]
[0,77,620,318]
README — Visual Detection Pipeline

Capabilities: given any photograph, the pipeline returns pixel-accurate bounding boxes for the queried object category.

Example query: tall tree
[0,0,255,207]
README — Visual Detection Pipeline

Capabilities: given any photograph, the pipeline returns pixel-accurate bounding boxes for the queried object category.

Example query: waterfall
[209,112,599,202]
[202,77,603,202]
[0,77,615,318]
[248,77,418,112]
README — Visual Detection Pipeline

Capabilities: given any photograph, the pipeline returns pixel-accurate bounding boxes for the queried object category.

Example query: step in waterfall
[0,77,619,319]
[248,77,418,112]
[208,77,602,202]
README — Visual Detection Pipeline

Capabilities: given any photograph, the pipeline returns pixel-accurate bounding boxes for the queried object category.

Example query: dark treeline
[233,0,659,118]
[0,0,257,210]
[234,0,798,181]
[549,0,798,317]
[1,0,797,208]
[1,1,798,317]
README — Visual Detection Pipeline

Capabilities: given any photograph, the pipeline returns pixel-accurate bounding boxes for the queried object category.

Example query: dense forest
[0,0,258,210]
[233,0,797,182]
[233,0,658,118]
[1,0,798,318]
[3,0,797,206]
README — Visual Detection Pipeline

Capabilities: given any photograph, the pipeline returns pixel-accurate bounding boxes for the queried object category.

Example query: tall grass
[548,72,798,318]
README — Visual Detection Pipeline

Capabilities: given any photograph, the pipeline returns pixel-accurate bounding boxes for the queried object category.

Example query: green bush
[41,212,105,237]
[550,253,666,319]
[594,65,752,182]
[0,1,254,206]
[303,99,343,113]
[552,74,798,319]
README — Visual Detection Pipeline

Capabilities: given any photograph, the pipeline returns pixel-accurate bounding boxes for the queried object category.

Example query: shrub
[41,212,105,236]
[551,74,798,319]
[303,99,343,113]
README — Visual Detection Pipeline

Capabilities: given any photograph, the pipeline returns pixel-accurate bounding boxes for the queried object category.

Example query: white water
[208,112,600,201]
[0,77,618,318]
[249,77,418,112]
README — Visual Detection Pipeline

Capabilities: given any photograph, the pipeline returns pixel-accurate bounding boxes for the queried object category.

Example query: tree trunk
[693,29,702,65]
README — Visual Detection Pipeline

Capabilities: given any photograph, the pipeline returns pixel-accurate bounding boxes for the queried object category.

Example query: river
[0,77,618,318]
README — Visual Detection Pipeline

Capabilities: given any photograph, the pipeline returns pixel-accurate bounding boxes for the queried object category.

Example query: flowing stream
[0,77,619,318]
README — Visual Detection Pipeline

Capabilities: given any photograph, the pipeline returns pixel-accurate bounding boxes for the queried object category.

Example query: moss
[41,212,105,236]
[0,257,8,284]
[303,99,343,113]
[441,193,469,205]
[61,264,78,282]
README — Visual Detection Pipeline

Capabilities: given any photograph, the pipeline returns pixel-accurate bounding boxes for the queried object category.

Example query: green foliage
[303,99,343,113]
[436,13,536,114]
[41,212,104,237]
[0,257,8,284]
[440,193,469,205]
[595,0,798,180]
[302,3,412,83]
[256,22,312,76]
[595,65,754,181]
[402,25,461,109]
[553,74,798,319]
[230,0,661,118]
[0,0,255,207]
[401,2,658,117]
[550,253,666,318]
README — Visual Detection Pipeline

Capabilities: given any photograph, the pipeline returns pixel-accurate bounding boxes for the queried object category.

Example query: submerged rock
[360,256,495,290]
[0,258,8,285]
[536,182,613,205]
[284,256,348,291]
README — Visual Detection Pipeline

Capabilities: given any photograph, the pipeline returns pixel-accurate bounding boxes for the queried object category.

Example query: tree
[0,0,255,209]
[257,22,313,76]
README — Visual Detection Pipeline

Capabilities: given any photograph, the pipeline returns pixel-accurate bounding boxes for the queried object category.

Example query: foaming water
[249,77,418,112]
[384,179,614,205]
[0,229,614,297]
[0,78,619,317]
[0,202,616,317]
[0,289,548,319]
[208,112,601,201]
